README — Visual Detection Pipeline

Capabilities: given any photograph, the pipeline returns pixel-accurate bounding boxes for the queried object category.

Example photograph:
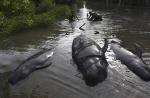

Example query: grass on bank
[0,0,73,37]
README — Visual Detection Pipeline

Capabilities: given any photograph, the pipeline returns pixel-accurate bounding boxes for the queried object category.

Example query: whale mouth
[84,74,107,87]
[84,77,99,86]
[8,77,17,85]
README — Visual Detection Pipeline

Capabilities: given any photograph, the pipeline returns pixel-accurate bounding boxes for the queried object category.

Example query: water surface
[0,1,150,98]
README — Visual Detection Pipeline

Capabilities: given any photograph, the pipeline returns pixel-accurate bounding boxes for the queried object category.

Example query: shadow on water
[0,72,10,98]
[1,0,150,98]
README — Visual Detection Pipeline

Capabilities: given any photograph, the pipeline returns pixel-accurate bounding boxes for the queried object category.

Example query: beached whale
[110,41,150,81]
[8,49,53,85]
[72,35,108,86]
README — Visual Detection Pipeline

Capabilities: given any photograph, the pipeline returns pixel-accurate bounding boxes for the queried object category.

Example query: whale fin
[35,62,52,70]
[133,43,144,58]
[79,23,86,31]
[94,31,99,34]
[102,38,108,56]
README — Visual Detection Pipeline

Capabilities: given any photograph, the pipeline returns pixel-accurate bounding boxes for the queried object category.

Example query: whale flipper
[102,38,108,56]
[35,51,54,70]
[133,43,144,58]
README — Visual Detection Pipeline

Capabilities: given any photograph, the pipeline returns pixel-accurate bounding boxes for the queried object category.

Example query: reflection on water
[0,27,61,51]
[1,1,150,98]
[81,1,88,19]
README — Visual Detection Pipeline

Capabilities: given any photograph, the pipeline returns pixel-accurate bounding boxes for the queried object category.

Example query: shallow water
[1,1,150,98]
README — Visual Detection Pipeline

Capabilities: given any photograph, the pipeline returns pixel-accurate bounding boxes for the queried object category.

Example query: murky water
[1,1,150,98]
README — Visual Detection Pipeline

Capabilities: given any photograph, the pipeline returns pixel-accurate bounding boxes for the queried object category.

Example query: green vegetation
[0,0,73,37]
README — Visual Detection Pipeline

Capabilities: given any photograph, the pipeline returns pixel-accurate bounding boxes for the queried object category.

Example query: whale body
[72,35,108,86]
[8,49,53,85]
[110,42,150,81]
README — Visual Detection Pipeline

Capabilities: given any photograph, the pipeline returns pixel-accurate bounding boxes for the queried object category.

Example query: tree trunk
[106,0,109,7]
[118,0,122,6]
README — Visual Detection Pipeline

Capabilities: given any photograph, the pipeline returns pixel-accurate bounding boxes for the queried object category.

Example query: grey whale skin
[72,35,108,86]
[8,49,53,85]
[110,42,150,81]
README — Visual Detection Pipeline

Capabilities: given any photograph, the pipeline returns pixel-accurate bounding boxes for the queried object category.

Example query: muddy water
[1,1,150,98]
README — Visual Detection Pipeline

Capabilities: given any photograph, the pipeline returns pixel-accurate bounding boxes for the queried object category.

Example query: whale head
[8,66,31,85]
[84,62,107,86]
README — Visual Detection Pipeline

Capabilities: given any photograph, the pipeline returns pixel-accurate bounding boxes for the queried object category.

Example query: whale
[110,41,150,81]
[72,35,108,86]
[8,48,54,85]
[87,11,102,21]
